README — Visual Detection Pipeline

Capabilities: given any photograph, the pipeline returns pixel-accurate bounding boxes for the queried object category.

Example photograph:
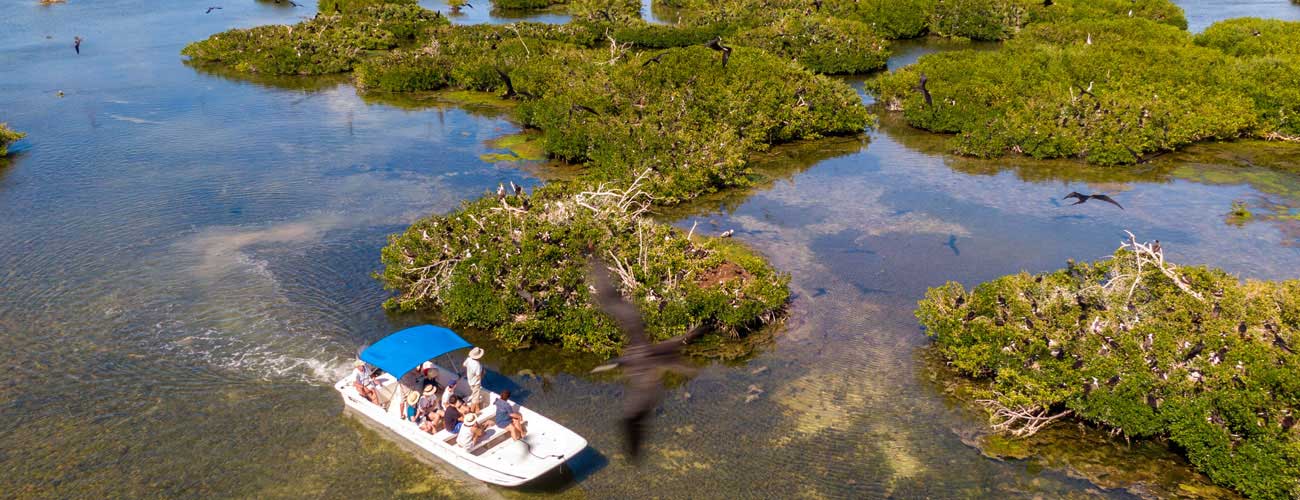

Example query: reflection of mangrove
[917,235,1300,499]
[656,135,870,221]
[920,352,1241,499]
[877,112,1178,184]
[184,60,352,92]
[875,8,1300,166]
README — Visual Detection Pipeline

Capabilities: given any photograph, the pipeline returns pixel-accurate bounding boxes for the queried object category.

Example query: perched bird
[570,104,599,116]
[704,37,732,68]
[205,6,222,13]
[1086,32,1093,45]
[496,182,506,202]
[511,181,523,198]
[917,73,933,106]
[495,68,516,98]
[587,258,709,461]
[1043,0,1052,5]
[1274,332,1294,354]
[1063,192,1124,209]
[1183,341,1205,362]
[812,0,822,11]
[74,36,82,54]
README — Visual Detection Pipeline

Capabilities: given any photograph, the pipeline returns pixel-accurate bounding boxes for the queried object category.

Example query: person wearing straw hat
[401,390,421,422]
[456,411,487,449]
[463,347,486,410]
[351,360,378,405]
[417,383,442,433]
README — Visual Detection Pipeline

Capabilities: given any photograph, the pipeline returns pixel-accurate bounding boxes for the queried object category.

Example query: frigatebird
[205,6,222,13]
[917,73,933,106]
[704,37,732,68]
[587,258,708,461]
[496,182,506,202]
[1063,192,1124,209]
[642,52,667,66]
[74,36,82,54]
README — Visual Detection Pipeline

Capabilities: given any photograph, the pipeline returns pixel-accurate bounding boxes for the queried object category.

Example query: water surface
[2,0,1299,498]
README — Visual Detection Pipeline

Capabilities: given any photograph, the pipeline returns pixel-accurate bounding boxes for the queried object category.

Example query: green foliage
[492,0,567,9]
[317,0,415,14]
[1196,19,1300,136]
[872,13,1300,164]
[181,5,447,75]
[824,0,933,39]
[610,22,724,49]
[380,182,789,357]
[927,0,1029,41]
[917,244,1300,499]
[0,122,23,156]
[733,13,889,74]
[1026,0,1187,30]
[568,0,641,24]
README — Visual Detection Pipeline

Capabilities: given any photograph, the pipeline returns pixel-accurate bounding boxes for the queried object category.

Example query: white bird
[718,229,734,238]
[1086,33,1093,45]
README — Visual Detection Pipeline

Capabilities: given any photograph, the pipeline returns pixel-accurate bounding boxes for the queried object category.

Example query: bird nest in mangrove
[379,173,790,358]
[916,233,1300,499]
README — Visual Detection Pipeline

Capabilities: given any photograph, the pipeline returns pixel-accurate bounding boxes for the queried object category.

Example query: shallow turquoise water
[2,1,1300,498]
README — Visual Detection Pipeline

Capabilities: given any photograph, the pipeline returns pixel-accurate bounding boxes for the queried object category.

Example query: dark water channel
[2,0,1300,498]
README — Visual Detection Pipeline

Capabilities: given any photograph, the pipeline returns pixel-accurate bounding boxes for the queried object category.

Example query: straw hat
[406,391,420,405]
[468,347,485,360]
[354,360,366,368]
[463,412,478,425]
[423,384,437,396]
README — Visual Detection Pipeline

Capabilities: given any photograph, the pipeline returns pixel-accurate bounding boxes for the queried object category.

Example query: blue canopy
[360,325,472,376]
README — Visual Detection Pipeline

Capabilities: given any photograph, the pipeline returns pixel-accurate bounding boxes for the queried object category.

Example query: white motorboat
[335,325,588,487]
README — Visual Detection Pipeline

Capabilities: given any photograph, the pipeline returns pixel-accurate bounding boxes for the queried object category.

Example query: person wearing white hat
[462,347,486,410]
[351,360,378,404]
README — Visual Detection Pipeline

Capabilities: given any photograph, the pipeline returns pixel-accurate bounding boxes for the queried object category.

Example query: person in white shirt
[462,347,486,411]
[351,360,378,404]
[456,412,487,449]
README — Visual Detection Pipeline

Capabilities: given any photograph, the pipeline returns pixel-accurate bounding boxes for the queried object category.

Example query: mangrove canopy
[917,234,1300,499]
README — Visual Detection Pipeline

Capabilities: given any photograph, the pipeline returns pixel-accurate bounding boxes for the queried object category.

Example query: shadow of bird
[704,37,732,68]
[945,235,960,256]
[1063,192,1123,209]
[917,73,933,106]
[587,258,708,462]
[205,6,222,13]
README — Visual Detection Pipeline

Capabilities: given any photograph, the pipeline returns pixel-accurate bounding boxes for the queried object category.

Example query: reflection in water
[3,0,1300,498]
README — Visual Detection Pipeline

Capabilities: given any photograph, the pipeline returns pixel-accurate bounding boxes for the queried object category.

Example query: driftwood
[975,396,1074,437]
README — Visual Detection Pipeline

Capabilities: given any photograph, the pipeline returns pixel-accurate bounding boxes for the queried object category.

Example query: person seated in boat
[352,360,379,404]
[441,377,459,409]
[456,412,488,449]
[402,390,421,422]
[442,395,463,434]
[493,390,527,440]
[417,383,442,433]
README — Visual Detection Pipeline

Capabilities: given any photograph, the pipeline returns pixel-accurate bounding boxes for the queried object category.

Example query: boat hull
[335,368,587,487]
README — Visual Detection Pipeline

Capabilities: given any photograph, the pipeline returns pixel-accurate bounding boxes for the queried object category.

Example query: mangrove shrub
[916,237,1300,499]
[874,14,1300,164]
[380,177,789,357]
[0,123,23,156]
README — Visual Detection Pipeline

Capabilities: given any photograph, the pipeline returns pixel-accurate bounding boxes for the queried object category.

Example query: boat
[335,325,588,487]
